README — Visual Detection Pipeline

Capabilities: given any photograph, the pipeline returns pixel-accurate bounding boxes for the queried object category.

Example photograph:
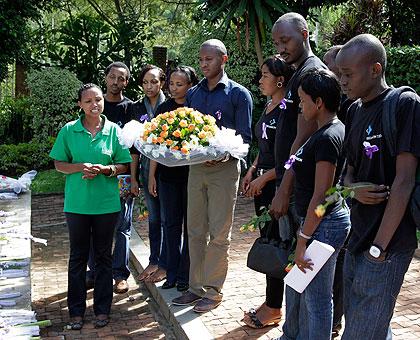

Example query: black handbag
[246,219,295,279]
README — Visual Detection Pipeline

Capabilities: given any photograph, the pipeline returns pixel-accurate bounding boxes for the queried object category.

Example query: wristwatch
[369,244,385,258]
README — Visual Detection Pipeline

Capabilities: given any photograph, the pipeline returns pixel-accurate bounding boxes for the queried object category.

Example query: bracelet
[251,165,257,169]
[107,164,117,177]
[298,230,312,240]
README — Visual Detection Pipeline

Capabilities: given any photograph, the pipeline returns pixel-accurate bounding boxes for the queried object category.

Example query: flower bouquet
[119,107,249,167]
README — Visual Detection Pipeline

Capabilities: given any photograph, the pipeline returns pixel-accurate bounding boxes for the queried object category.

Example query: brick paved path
[31,194,175,340]
[137,196,420,340]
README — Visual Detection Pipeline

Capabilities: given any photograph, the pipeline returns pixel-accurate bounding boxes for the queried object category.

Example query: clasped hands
[81,163,109,179]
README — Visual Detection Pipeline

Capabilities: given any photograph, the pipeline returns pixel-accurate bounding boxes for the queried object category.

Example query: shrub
[26,67,81,140]
[0,137,56,177]
[386,46,420,92]
[0,96,33,144]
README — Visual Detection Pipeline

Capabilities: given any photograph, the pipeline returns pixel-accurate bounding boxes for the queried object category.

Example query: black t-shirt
[293,121,346,217]
[338,95,353,125]
[255,103,282,169]
[154,98,189,183]
[103,96,134,128]
[274,56,327,184]
[345,88,420,254]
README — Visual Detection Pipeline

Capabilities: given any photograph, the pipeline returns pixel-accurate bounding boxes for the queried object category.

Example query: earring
[276,81,283,88]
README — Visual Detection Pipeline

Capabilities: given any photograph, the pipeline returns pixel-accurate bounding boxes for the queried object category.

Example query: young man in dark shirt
[87,62,137,294]
[336,34,419,340]
[268,13,327,340]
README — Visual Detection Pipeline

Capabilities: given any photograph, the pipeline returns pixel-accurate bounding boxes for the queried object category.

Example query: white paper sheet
[284,240,335,293]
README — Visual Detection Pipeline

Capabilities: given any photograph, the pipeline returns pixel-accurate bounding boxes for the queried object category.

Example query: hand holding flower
[351,182,389,205]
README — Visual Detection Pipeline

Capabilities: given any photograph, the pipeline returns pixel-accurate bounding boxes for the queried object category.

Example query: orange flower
[166,139,173,146]
[160,131,168,138]
[172,130,181,138]
[157,137,164,144]
[171,145,179,151]
[203,125,210,132]
[152,137,158,144]
[169,111,176,118]
[150,122,158,130]
[167,117,175,124]
[181,147,189,154]
[188,124,195,131]
[161,112,169,119]
[142,135,148,141]
[198,131,206,139]
[161,124,169,131]
[179,119,188,128]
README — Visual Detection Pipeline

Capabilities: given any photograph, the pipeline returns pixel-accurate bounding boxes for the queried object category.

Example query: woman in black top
[241,56,294,328]
[281,69,350,339]
[134,65,167,282]
[148,66,199,291]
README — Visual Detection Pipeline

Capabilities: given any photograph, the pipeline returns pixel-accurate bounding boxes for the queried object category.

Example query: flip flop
[242,308,281,329]
[66,319,84,330]
[146,268,166,283]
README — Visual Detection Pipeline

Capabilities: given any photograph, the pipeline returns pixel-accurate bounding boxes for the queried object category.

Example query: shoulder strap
[382,86,416,157]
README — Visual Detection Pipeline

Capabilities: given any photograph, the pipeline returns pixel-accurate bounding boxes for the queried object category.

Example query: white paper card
[284,240,335,293]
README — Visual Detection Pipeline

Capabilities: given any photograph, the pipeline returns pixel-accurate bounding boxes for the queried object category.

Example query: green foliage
[0,96,33,144]
[31,169,65,194]
[26,67,81,139]
[0,138,56,177]
[386,46,420,93]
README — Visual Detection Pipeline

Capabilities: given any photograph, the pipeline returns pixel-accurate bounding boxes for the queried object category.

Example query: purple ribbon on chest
[261,122,268,139]
[139,114,148,123]
[215,110,222,120]
[279,99,287,110]
[363,141,379,159]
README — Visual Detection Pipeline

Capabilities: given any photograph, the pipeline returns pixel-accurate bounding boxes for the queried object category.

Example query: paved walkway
[31,193,420,339]
[31,194,175,340]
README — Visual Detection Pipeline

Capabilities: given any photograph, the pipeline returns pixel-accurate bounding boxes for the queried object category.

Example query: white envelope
[284,240,335,293]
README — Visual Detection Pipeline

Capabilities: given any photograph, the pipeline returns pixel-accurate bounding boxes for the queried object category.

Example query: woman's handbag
[246,219,295,279]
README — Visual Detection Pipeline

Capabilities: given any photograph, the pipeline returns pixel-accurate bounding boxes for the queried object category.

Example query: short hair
[261,55,295,86]
[77,83,103,101]
[340,34,387,73]
[273,12,308,32]
[200,39,228,56]
[300,69,341,113]
[105,62,130,80]
[324,45,343,60]
[138,64,166,85]
[170,66,199,86]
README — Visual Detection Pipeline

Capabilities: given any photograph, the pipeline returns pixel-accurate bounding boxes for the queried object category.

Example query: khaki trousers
[187,159,241,301]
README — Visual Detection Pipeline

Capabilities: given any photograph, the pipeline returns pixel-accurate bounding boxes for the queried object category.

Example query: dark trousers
[159,178,189,285]
[65,212,118,317]
[254,176,284,309]
[332,242,346,327]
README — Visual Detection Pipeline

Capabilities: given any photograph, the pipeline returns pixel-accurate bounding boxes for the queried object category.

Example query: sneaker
[172,291,202,306]
[114,279,129,294]
[193,297,221,313]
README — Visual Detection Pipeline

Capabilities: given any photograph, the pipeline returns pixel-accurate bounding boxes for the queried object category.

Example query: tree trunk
[15,61,28,97]
[254,28,264,67]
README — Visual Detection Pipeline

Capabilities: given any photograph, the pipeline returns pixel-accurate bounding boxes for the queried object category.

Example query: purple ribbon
[284,155,297,170]
[215,110,222,120]
[279,99,287,110]
[363,142,379,159]
[262,122,268,139]
[139,114,148,122]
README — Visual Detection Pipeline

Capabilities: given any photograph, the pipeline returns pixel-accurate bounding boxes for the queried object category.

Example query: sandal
[242,308,281,329]
[94,316,110,328]
[145,268,166,283]
[137,264,158,282]
[66,319,84,330]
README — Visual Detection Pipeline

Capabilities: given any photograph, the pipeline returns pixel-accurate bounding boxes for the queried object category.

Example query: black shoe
[162,280,176,289]
[86,278,94,290]
[176,282,189,292]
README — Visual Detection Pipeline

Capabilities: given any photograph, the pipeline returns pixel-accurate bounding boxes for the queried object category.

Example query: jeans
[66,212,119,317]
[341,249,414,340]
[332,245,346,328]
[87,196,134,281]
[159,178,189,285]
[281,207,351,340]
[139,157,166,268]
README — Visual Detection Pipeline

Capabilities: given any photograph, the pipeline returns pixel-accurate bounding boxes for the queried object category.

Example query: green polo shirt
[49,115,132,214]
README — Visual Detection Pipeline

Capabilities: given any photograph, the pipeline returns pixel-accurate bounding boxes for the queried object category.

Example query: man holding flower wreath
[172,39,253,313]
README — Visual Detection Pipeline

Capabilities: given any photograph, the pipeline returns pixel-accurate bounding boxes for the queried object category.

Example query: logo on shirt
[366,125,372,135]
[284,90,293,103]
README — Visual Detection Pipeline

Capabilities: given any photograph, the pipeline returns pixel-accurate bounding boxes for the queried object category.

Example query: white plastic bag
[0,170,37,194]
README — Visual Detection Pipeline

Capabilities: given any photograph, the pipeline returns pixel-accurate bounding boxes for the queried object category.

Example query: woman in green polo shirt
[49,83,132,330]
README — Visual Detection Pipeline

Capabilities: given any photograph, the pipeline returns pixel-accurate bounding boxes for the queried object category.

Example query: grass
[31,169,65,194]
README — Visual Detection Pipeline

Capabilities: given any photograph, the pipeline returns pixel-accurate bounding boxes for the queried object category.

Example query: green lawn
[31,169,65,194]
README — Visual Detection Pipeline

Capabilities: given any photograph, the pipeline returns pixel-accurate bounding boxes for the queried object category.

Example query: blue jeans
[139,157,166,268]
[87,196,134,280]
[159,178,189,285]
[281,207,351,340]
[341,249,414,340]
